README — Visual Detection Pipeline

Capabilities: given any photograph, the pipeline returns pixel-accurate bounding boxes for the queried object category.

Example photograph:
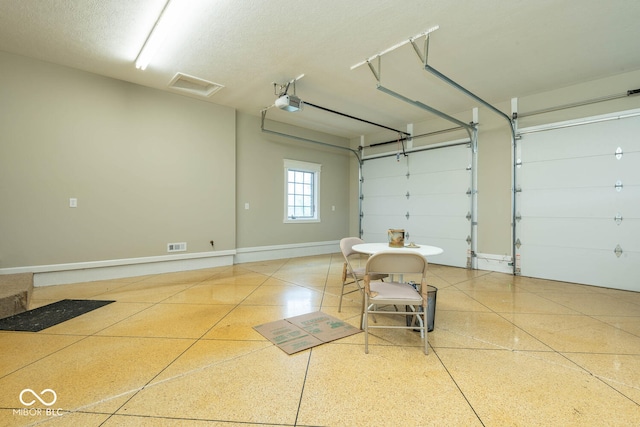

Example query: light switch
[69,198,78,208]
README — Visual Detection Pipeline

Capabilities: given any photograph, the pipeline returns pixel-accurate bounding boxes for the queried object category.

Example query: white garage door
[515,109,640,291]
[361,142,473,267]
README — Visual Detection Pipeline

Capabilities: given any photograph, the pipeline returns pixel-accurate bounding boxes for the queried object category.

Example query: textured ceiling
[1,0,639,137]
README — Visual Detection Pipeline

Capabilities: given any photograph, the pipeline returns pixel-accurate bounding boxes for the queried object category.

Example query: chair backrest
[365,251,427,276]
[340,237,364,259]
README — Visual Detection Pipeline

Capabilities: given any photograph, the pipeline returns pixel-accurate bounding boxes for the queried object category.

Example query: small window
[284,159,321,223]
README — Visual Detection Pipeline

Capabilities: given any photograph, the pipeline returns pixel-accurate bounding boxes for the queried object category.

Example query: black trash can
[406,285,437,332]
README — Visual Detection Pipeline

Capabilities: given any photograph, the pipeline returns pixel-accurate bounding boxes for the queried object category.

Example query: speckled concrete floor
[1,254,639,426]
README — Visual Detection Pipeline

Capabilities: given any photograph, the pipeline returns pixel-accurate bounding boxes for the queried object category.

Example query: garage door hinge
[466,212,472,221]
[615,180,623,192]
[515,212,522,222]
[614,244,623,257]
[615,147,623,160]
[406,191,410,199]
[515,238,522,249]
[614,213,623,225]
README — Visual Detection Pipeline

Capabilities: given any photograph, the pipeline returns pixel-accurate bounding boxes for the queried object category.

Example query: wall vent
[167,242,187,252]
[168,73,224,97]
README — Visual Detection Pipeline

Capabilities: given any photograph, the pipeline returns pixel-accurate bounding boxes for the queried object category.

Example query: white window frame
[283,159,321,223]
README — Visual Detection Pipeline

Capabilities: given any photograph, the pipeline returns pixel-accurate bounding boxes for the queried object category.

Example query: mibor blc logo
[19,389,57,406]
[14,388,63,417]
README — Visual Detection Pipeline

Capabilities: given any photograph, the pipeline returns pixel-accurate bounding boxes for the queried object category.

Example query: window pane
[285,162,319,221]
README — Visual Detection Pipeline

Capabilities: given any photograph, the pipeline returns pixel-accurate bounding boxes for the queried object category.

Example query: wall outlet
[167,242,187,252]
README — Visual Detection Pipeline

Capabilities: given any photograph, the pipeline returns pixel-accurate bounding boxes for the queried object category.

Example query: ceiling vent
[168,73,224,97]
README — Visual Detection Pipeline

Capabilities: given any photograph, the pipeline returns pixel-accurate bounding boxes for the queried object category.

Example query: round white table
[352,242,444,257]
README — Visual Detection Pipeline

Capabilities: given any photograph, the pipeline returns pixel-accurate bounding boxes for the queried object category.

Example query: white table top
[352,242,444,257]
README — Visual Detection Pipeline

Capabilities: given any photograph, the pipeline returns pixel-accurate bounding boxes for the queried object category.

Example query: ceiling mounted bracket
[273,74,305,97]
[366,56,381,83]
[409,32,430,67]
[351,26,440,71]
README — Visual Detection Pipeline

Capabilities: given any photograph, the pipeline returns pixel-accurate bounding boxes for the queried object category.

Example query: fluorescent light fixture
[135,0,191,70]
[350,25,440,70]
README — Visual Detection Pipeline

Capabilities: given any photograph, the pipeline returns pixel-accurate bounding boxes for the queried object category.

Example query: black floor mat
[0,299,115,332]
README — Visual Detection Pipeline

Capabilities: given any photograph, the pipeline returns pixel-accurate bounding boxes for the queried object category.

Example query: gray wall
[1,51,235,268]
[236,114,351,248]
[0,51,352,271]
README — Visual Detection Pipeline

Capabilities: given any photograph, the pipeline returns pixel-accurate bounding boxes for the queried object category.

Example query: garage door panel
[363,157,409,179]
[409,169,469,194]
[520,118,640,161]
[363,176,407,197]
[362,142,471,268]
[361,215,405,239]
[519,188,640,218]
[409,195,470,216]
[516,110,640,291]
[425,239,468,268]
[362,195,407,216]
[519,245,639,292]
[520,217,640,251]
[408,145,469,172]
[520,156,627,189]
[518,187,622,218]
[361,230,391,244]
[408,216,469,239]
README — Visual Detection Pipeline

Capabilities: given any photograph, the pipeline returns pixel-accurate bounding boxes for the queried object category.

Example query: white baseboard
[476,253,513,274]
[0,251,235,287]
[234,240,340,264]
[0,242,341,287]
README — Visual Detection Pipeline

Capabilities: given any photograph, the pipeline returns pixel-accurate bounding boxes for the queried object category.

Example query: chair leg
[363,295,369,354]
[339,263,347,312]
[411,306,425,339]
[359,291,365,331]
[423,303,429,355]
[338,282,346,312]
